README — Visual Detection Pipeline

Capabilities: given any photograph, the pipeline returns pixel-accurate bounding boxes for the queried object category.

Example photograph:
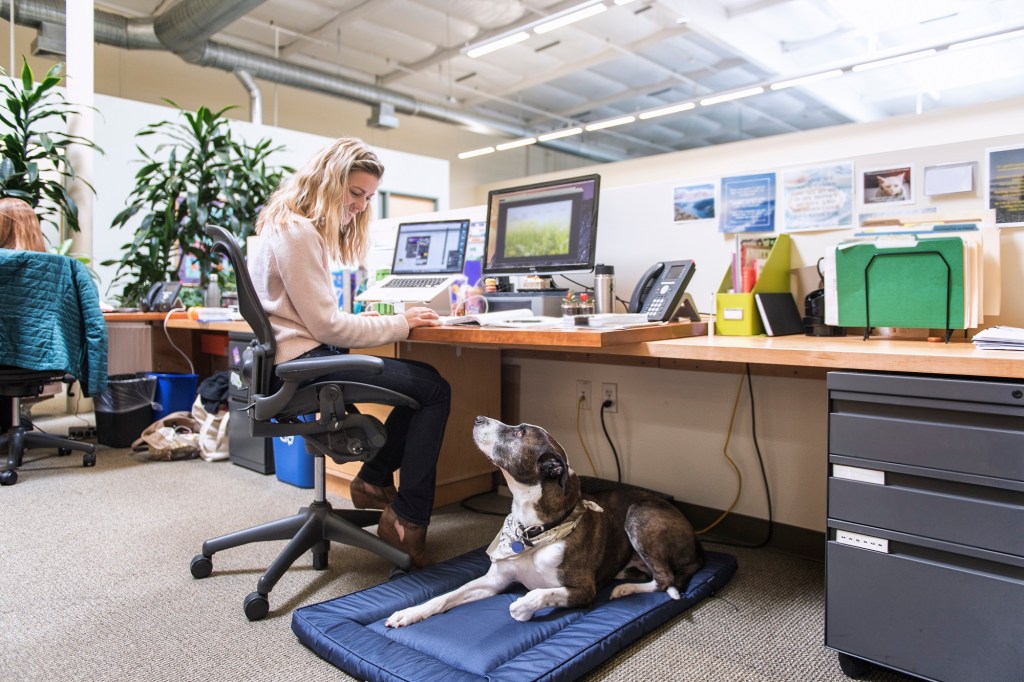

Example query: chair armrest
[275,354,384,383]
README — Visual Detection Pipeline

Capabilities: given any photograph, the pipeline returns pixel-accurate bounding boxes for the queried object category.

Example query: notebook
[754,292,805,336]
[356,218,470,303]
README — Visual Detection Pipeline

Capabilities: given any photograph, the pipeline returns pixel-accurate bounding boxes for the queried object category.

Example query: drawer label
[835,530,889,553]
[832,464,885,485]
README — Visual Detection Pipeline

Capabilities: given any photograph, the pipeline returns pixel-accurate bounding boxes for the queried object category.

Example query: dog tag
[510,540,525,554]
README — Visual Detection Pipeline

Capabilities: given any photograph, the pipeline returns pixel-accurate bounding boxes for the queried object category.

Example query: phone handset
[628,260,697,322]
[141,281,183,312]
[628,262,665,315]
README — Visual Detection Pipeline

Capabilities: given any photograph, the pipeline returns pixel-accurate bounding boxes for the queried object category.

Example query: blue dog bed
[292,547,737,681]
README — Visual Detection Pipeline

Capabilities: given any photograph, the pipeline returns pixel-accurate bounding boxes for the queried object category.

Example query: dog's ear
[538,451,569,493]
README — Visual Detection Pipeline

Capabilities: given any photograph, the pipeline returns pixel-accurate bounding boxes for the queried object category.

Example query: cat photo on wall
[862,165,914,205]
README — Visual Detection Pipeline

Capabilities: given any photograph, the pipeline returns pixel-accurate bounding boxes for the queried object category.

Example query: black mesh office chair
[0,372,97,486]
[191,225,419,621]
[0,250,107,486]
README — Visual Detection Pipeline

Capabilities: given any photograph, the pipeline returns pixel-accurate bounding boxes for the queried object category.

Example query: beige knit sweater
[248,215,409,363]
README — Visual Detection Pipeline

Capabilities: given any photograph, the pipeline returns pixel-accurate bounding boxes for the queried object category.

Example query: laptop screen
[390,219,470,275]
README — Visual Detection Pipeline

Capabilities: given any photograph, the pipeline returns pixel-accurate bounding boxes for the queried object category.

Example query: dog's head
[473,416,573,494]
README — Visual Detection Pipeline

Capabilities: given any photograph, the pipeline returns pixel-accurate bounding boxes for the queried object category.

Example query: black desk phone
[141,281,182,313]
[628,260,696,322]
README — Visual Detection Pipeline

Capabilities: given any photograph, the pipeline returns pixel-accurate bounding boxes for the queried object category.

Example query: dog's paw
[508,598,537,622]
[385,607,425,628]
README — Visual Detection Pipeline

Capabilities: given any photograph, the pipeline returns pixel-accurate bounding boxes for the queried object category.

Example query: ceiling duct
[0,0,622,163]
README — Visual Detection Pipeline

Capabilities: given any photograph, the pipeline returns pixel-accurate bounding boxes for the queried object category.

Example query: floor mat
[292,547,737,682]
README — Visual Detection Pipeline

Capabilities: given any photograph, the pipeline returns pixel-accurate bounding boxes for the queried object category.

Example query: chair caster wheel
[0,469,17,486]
[83,452,96,467]
[58,447,72,456]
[190,554,213,579]
[388,565,410,581]
[837,652,872,678]
[313,552,329,570]
[244,592,270,621]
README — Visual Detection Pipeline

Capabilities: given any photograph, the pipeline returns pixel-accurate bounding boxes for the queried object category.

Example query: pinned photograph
[862,165,914,205]
[673,182,716,222]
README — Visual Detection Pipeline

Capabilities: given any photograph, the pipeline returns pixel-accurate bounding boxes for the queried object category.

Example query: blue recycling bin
[147,372,199,419]
[273,415,315,488]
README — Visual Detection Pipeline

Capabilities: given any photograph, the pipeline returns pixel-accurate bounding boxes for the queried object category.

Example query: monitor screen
[391,218,470,275]
[482,174,601,277]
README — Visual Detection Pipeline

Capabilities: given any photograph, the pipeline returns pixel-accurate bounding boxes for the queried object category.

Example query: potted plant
[103,102,289,307]
[0,59,101,238]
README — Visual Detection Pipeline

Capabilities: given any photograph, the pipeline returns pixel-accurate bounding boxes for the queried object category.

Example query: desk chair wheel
[190,554,213,579]
[388,565,410,581]
[58,447,71,456]
[313,549,329,571]
[83,452,96,467]
[244,591,270,621]
[0,469,17,486]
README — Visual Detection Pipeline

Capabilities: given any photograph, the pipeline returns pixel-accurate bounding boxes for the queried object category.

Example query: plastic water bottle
[594,264,614,314]
[205,273,221,308]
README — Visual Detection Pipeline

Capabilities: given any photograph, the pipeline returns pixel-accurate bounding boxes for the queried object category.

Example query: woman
[0,197,47,251]
[250,138,449,568]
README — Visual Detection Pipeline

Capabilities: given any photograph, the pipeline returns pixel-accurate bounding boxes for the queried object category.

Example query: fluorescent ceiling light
[613,0,640,5]
[770,69,844,90]
[851,49,936,72]
[538,127,583,141]
[585,115,636,131]
[465,31,530,58]
[638,102,695,120]
[534,3,607,35]
[949,28,1024,51]
[458,146,495,159]
[495,137,537,151]
[700,87,764,106]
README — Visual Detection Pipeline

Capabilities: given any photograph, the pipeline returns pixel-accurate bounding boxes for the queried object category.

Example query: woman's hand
[404,306,441,328]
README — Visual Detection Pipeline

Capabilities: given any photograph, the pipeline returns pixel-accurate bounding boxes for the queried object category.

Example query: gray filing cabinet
[227,331,274,474]
[826,371,1024,681]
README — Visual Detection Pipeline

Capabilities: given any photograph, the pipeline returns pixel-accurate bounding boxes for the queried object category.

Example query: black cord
[557,274,591,293]
[459,490,508,516]
[743,364,773,548]
[700,365,774,550]
[599,400,622,483]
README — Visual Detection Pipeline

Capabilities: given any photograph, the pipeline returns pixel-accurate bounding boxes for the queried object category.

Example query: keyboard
[381,276,448,288]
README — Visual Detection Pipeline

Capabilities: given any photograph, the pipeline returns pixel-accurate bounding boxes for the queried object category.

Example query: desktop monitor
[482,173,601,279]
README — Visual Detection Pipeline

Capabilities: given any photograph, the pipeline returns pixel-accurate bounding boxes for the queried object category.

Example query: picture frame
[986,144,1024,228]
[861,165,914,206]
[923,161,976,196]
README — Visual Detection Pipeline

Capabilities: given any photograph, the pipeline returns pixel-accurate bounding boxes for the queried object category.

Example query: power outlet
[576,379,591,410]
[601,382,618,412]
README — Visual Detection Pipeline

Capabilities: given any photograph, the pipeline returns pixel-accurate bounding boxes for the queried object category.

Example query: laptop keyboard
[381,276,448,288]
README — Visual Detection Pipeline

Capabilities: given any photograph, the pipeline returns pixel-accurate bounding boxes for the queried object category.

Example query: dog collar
[487,499,603,560]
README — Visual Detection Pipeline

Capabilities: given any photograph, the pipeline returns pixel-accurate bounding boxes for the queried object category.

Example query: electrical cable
[599,400,622,482]
[699,365,774,549]
[575,394,600,477]
[694,375,745,535]
[162,306,196,376]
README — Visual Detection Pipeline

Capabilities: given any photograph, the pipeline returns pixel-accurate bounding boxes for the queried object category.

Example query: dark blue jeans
[289,345,451,526]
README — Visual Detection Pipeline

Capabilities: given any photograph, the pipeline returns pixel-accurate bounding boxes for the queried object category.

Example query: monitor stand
[484,290,565,317]
[517,275,567,293]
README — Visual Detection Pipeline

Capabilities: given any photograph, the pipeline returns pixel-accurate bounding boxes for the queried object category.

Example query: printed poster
[781,162,854,232]
[672,182,716,223]
[720,172,775,233]
[987,145,1024,228]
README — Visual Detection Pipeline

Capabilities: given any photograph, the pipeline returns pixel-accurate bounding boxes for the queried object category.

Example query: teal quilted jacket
[0,249,108,397]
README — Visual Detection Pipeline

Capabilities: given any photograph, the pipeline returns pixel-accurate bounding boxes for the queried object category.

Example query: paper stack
[972,327,1024,351]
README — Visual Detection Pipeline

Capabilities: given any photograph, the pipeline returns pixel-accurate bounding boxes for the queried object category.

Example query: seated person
[249,137,450,569]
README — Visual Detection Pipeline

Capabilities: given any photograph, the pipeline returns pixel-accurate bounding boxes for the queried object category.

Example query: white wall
[90,94,449,302]
[461,99,1024,534]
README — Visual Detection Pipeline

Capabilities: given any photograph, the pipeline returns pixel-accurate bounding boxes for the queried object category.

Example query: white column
[66,0,95,257]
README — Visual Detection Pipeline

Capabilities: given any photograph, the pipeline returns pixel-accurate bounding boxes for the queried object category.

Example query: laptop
[356,218,470,303]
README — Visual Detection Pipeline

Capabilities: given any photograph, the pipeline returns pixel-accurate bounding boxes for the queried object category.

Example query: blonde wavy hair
[256,137,384,264]
[0,197,46,252]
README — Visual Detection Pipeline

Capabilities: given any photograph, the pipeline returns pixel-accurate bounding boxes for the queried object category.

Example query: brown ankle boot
[378,504,430,568]
[349,477,397,510]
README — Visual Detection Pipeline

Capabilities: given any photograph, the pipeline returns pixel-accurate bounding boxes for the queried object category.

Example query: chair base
[191,497,412,621]
[0,424,97,486]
